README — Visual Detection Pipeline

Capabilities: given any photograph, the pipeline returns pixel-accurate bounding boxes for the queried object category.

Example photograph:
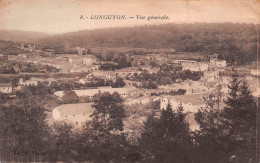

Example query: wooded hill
[36,23,258,65]
[0,23,258,65]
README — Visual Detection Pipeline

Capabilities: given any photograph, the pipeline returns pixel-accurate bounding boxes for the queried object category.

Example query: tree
[50,81,60,91]
[141,80,158,89]
[0,93,10,104]
[149,60,158,68]
[112,77,126,88]
[91,92,125,133]
[150,100,160,110]
[215,83,223,110]
[81,92,127,162]
[62,90,79,104]
[17,82,54,99]
[224,74,240,111]
[50,122,74,161]
[80,127,129,162]
[194,94,230,162]
[194,76,258,163]
[0,104,51,162]
[160,77,172,85]
[147,80,158,89]
[114,55,132,69]
[104,51,114,61]
[222,78,257,162]
[95,78,105,87]
[177,89,187,95]
[0,65,15,74]
[139,103,192,162]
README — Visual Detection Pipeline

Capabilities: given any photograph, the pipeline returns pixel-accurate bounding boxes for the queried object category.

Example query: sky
[0,0,259,34]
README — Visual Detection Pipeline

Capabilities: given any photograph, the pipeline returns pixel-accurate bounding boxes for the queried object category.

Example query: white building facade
[52,103,95,129]
[0,83,12,93]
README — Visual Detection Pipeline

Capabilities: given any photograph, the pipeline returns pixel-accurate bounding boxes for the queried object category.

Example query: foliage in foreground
[0,75,257,162]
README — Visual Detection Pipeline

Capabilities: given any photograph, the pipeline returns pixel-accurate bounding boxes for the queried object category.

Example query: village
[0,0,259,161]
[0,42,259,134]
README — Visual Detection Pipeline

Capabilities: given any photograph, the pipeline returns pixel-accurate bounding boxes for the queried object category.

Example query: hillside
[36,23,258,49]
[0,30,49,43]
[36,23,258,65]
[0,23,258,65]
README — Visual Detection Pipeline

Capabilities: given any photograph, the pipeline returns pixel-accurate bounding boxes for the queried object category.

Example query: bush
[112,77,126,88]
[62,90,79,104]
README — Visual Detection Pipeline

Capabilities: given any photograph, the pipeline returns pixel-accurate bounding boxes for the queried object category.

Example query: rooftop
[0,83,12,87]
[53,103,95,117]
[163,93,211,106]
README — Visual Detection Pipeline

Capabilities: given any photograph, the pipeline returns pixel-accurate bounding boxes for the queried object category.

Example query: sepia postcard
[0,0,259,162]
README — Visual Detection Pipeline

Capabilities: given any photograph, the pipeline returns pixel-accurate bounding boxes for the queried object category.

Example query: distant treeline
[0,40,29,55]
[36,23,258,65]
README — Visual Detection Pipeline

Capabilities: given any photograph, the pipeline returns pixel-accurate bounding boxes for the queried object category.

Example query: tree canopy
[139,103,192,162]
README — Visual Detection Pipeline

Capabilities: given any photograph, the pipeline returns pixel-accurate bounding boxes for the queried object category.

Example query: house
[145,54,157,64]
[160,93,209,113]
[86,73,96,79]
[55,56,69,64]
[16,78,41,90]
[145,54,170,65]
[54,87,134,99]
[77,48,87,55]
[82,57,92,65]
[69,66,98,73]
[251,69,259,76]
[139,65,160,73]
[0,54,6,59]
[18,54,27,59]
[203,71,220,82]
[69,58,82,64]
[67,55,97,66]
[159,94,208,131]
[73,87,130,98]
[99,61,118,66]
[52,103,95,129]
[21,44,36,52]
[82,55,97,65]
[79,78,92,84]
[92,71,112,80]
[78,73,96,84]
[155,54,168,65]
[68,55,83,64]
[126,97,151,105]
[244,76,260,97]
[210,59,227,67]
[173,60,197,64]
[20,44,35,51]
[20,44,26,49]
[18,78,38,86]
[77,47,90,55]
[13,67,20,73]
[91,65,100,71]
[211,53,219,59]
[59,68,70,73]
[181,62,209,72]
[69,68,86,73]
[0,83,12,93]
[92,71,117,81]
[131,55,147,66]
